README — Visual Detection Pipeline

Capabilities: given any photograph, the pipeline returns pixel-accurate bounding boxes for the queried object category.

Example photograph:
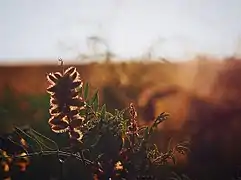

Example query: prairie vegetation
[0,57,241,179]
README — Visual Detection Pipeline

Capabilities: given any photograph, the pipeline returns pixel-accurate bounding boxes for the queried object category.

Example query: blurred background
[1,0,241,179]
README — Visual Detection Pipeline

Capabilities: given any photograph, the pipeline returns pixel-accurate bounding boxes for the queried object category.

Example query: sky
[1,0,241,63]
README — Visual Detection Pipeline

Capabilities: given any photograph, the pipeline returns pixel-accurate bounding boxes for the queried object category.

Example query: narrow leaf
[172,156,176,164]
[93,101,99,112]
[90,90,98,104]
[100,104,106,118]
[91,90,99,111]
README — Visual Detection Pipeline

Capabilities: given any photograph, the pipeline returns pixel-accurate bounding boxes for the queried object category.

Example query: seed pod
[46,63,85,141]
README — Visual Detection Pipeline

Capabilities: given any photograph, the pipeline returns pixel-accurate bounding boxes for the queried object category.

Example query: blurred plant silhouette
[0,59,190,180]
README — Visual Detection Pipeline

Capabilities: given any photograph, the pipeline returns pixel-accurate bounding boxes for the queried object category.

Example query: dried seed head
[70,116,85,129]
[64,67,76,76]
[50,121,69,133]
[46,63,85,141]
[69,129,83,141]
[48,115,68,126]
[127,103,139,136]
[129,103,137,120]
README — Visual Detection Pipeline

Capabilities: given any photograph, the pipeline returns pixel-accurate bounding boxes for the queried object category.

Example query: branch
[1,150,94,165]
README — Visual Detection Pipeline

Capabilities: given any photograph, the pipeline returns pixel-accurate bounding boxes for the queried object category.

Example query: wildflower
[127,103,139,136]
[46,63,85,141]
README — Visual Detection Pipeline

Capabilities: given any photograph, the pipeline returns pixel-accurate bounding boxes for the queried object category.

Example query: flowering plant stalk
[0,60,189,180]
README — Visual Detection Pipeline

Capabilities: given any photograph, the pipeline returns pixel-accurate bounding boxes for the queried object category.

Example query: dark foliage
[0,60,190,180]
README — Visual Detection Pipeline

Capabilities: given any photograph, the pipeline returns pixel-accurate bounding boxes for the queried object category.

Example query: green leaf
[93,101,98,112]
[106,112,114,118]
[79,108,86,117]
[148,125,154,136]
[143,127,149,140]
[90,90,99,111]
[100,104,106,118]
[118,107,127,118]
[121,119,128,130]
[90,90,98,104]
[83,83,89,100]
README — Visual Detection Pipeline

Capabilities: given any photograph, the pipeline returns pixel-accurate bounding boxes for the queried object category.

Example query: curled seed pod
[69,129,83,141]
[68,98,82,107]
[54,113,66,120]
[71,81,83,89]
[71,91,79,98]
[47,85,57,94]
[69,130,81,140]
[48,117,61,125]
[70,116,84,129]
[48,115,67,125]
[49,105,62,115]
[50,97,58,105]
[64,67,76,76]
[71,71,79,81]
[53,72,62,79]
[51,122,69,133]
[47,73,59,84]
[70,110,79,117]
[69,106,79,111]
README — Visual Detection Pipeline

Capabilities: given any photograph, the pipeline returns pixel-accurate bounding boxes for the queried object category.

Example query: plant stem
[1,150,94,165]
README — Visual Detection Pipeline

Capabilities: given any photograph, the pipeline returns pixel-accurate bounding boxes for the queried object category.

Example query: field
[0,57,241,179]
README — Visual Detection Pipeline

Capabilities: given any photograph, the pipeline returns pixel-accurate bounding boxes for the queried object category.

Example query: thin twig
[15,127,43,152]
[1,150,94,165]
[30,128,59,150]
